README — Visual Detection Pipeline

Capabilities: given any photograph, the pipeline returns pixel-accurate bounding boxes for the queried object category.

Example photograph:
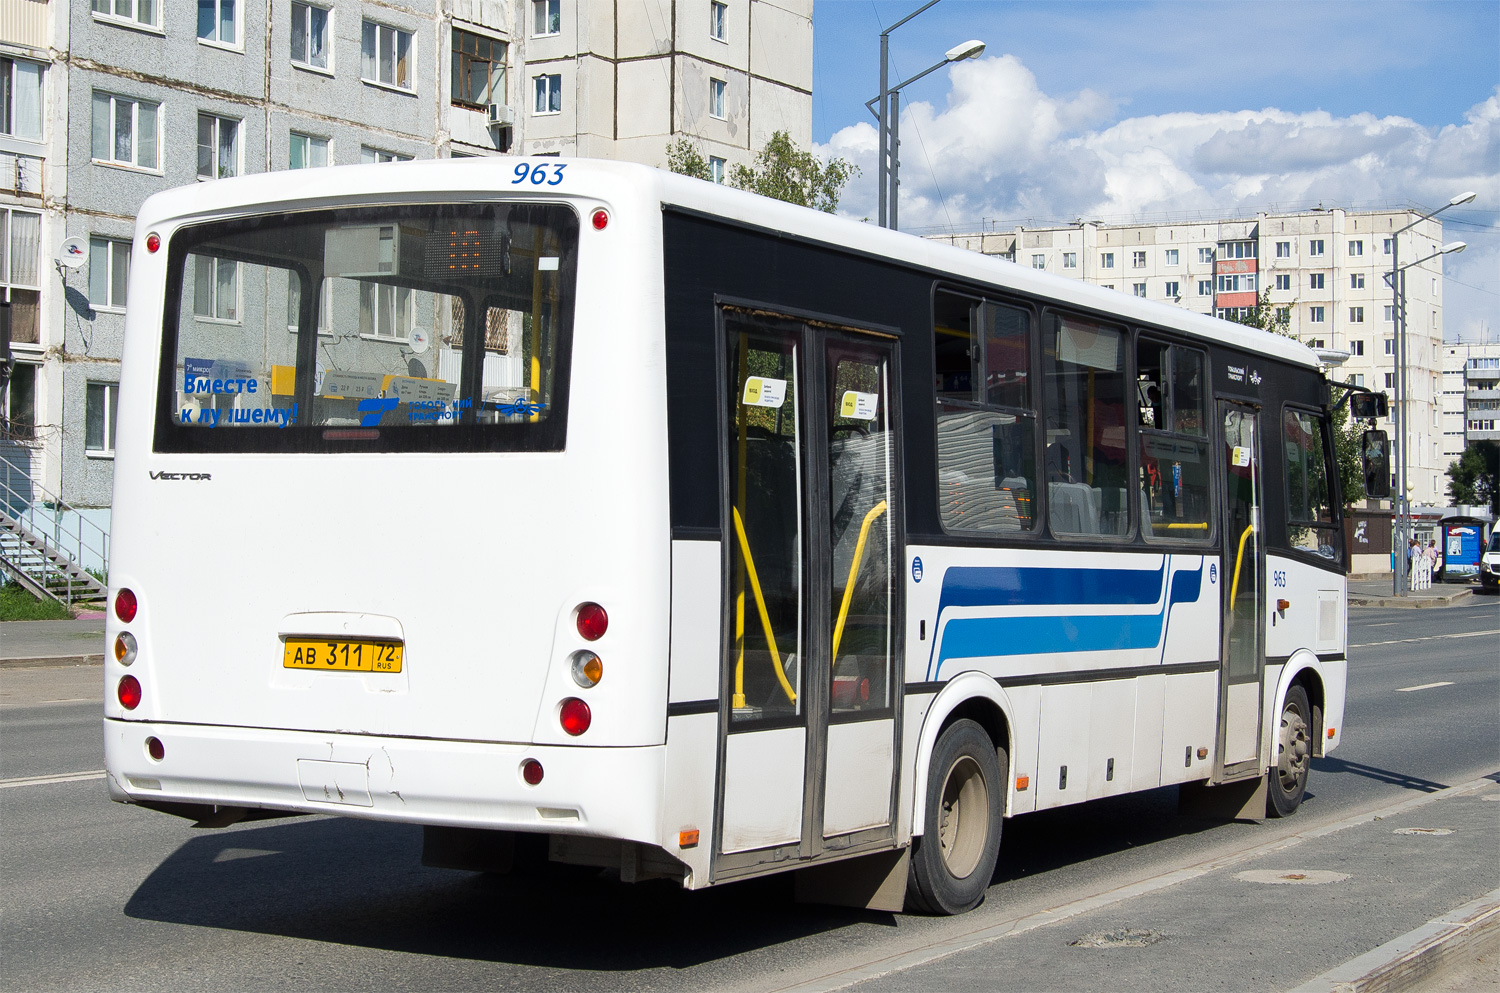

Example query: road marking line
[0,770,106,789]
[1396,681,1456,693]
[1352,629,1500,648]
[763,774,1499,993]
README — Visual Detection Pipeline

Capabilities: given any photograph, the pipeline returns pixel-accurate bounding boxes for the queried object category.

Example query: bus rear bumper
[103,718,665,843]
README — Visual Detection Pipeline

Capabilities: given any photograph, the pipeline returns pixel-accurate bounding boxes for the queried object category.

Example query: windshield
[1489,533,1500,553]
[154,202,577,453]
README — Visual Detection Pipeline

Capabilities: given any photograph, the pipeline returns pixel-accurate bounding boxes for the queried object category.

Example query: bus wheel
[907,719,1004,915]
[1268,684,1311,818]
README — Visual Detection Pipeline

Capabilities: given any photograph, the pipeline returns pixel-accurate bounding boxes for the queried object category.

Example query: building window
[1309,239,1325,257]
[1197,279,1212,295]
[91,0,156,28]
[0,208,41,345]
[1349,306,1364,323]
[1100,252,1115,269]
[1347,373,1365,387]
[1198,247,1213,264]
[1307,338,1325,349]
[709,156,726,183]
[86,383,119,455]
[1348,239,1363,256]
[361,20,413,90]
[196,113,239,180]
[1350,340,1364,356]
[1384,305,1394,323]
[88,237,130,310]
[533,0,560,36]
[1275,306,1290,323]
[1132,250,1146,268]
[1275,241,1291,258]
[1274,273,1291,291]
[1383,237,1392,255]
[1351,272,1365,289]
[1385,373,1395,389]
[3,362,36,440]
[360,283,412,338]
[91,91,160,170]
[289,131,328,169]
[1309,272,1325,290]
[192,255,238,322]
[290,2,330,70]
[1164,249,1178,266]
[1309,306,1325,323]
[1030,254,1045,270]
[452,30,507,108]
[1103,284,1114,290]
[532,74,561,114]
[709,78,727,119]
[0,58,45,141]
[197,0,237,45]
[359,146,410,163]
[710,0,727,40]
[1217,273,1256,293]
[1132,282,1146,297]
[1062,252,1077,269]
[1164,280,1180,298]
[1384,338,1394,355]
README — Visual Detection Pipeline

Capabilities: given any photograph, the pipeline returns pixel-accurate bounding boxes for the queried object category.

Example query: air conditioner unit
[488,104,514,128]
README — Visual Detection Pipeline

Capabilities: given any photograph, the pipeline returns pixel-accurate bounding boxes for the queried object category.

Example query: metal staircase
[0,453,108,606]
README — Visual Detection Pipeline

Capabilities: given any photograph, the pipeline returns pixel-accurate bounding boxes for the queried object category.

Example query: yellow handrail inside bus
[1230,523,1256,602]
[731,506,797,706]
[1163,522,1210,530]
[831,500,889,663]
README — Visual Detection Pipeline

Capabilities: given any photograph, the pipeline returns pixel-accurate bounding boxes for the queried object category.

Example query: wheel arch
[910,671,1015,832]
[1271,650,1328,758]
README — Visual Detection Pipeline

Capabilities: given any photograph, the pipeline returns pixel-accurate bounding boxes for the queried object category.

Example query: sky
[809,0,1500,343]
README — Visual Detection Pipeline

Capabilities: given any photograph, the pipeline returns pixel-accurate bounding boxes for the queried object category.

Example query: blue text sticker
[912,556,924,583]
[1209,562,1218,584]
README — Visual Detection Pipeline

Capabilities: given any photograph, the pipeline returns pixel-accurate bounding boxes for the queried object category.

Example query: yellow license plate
[283,639,403,673]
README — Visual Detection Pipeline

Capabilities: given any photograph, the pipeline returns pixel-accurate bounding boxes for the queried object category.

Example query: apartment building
[1442,341,1500,455]
[0,0,811,536]
[928,207,1454,506]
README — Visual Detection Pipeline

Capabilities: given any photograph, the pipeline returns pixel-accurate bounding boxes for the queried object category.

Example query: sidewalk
[0,618,106,666]
[1347,579,1477,609]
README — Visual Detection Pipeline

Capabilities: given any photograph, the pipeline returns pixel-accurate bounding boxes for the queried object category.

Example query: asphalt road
[1,599,1496,992]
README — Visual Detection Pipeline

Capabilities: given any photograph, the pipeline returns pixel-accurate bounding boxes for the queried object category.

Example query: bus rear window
[153,202,577,453]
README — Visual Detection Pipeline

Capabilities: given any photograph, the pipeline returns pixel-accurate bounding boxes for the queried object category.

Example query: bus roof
[138,157,1321,371]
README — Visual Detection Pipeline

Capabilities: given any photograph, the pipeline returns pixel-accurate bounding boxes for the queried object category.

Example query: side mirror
[1362,430,1391,498]
[1350,392,1389,420]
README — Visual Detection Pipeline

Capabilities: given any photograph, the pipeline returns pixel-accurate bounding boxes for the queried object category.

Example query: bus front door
[1217,402,1265,781]
[714,311,902,878]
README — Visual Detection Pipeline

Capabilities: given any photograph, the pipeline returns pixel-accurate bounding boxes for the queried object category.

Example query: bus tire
[906,719,1004,915]
[1268,684,1312,818]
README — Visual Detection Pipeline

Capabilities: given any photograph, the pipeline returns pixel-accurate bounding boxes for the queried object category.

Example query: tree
[1221,289,1291,337]
[666,131,858,213]
[1446,440,1500,514]
[1331,400,1365,507]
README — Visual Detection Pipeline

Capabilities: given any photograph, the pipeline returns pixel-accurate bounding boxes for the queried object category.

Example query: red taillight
[145,736,164,761]
[114,588,137,623]
[118,675,141,710]
[591,209,609,230]
[576,602,607,641]
[521,759,544,785]
[559,698,591,736]
[145,232,160,253]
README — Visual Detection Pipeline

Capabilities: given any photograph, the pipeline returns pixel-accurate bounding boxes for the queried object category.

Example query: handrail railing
[0,453,110,595]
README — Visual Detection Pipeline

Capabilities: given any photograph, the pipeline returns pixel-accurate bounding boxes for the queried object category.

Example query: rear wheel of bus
[907,719,1004,914]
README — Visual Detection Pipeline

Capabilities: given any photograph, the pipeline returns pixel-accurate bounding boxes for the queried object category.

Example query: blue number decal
[549,163,566,185]
[512,163,530,185]
[1272,570,1287,588]
[529,166,547,185]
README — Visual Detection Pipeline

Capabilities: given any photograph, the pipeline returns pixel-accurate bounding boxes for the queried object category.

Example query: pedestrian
[1428,539,1441,585]
[1406,538,1419,591]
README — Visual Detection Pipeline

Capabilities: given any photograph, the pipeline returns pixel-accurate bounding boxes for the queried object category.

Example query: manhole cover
[1481,794,1500,802]
[1393,827,1454,835]
[1068,928,1166,948]
[1236,869,1350,885]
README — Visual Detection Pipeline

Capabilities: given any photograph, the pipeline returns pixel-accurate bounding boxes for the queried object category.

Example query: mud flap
[1179,775,1267,822]
[794,848,910,913]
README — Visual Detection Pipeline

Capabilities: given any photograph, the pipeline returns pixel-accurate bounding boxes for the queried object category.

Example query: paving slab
[0,618,106,666]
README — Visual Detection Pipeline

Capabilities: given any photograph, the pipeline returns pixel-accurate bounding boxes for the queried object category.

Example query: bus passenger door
[714,312,901,878]
[1216,402,1265,780]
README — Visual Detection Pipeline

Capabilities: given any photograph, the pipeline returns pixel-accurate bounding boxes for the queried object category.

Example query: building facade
[0,0,810,538]
[928,208,1455,507]
[1442,341,1500,455]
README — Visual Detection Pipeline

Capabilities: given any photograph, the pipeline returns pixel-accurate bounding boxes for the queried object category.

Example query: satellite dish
[56,236,88,269]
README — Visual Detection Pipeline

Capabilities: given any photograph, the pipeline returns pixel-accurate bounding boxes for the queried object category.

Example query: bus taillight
[115,588,137,623]
[114,632,138,666]
[118,675,142,710]
[591,209,609,230]
[570,650,603,687]
[520,759,544,785]
[559,698,591,736]
[575,603,608,641]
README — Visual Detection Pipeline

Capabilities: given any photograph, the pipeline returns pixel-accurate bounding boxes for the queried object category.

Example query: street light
[865,2,984,230]
[1388,193,1474,596]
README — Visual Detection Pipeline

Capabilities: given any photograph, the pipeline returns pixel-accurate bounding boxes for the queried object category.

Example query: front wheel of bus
[1268,684,1312,818]
[907,719,1004,915]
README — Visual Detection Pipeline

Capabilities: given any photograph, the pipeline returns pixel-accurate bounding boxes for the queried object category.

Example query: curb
[0,654,104,669]
[1348,590,1472,609]
[1288,888,1500,993]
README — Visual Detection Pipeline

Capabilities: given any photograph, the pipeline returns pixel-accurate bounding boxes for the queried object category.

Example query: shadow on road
[1311,756,1453,793]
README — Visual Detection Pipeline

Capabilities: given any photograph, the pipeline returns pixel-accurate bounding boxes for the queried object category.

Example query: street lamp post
[1387,189,1474,595]
[868,2,983,229]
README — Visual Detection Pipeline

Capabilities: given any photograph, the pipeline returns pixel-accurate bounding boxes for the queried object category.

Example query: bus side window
[1137,340,1211,541]
[1044,314,1129,537]
[935,292,1038,533]
[1284,408,1342,561]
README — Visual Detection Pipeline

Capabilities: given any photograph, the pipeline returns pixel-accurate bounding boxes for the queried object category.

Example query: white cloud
[816,58,1498,339]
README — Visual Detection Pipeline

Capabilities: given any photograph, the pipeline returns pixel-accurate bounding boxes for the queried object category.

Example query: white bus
[104,159,1349,915]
